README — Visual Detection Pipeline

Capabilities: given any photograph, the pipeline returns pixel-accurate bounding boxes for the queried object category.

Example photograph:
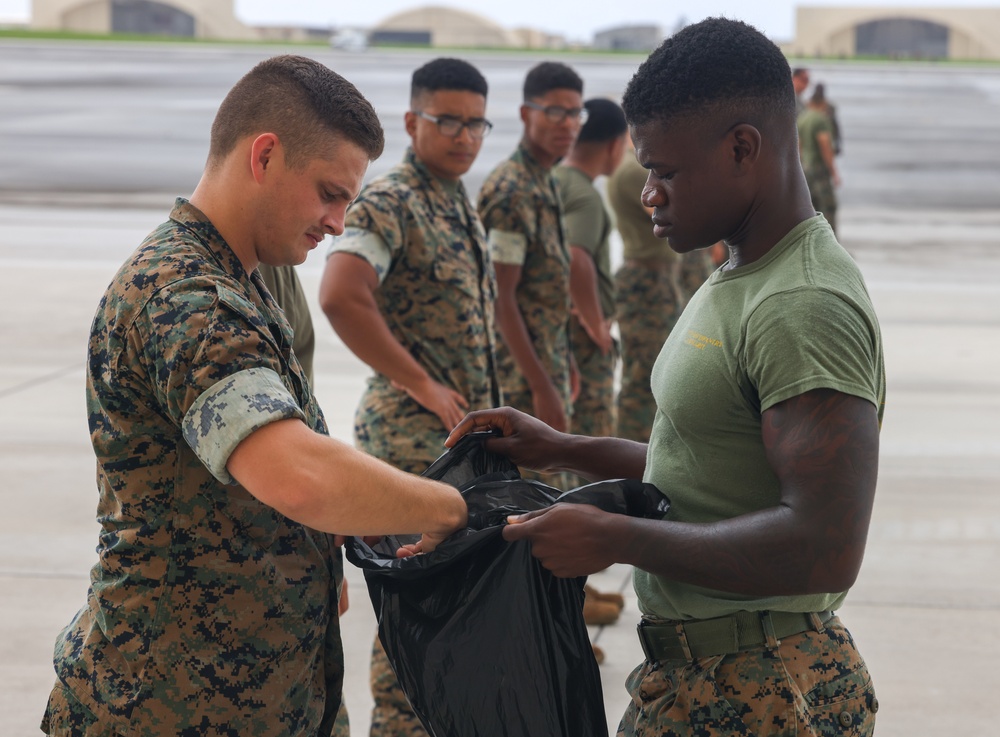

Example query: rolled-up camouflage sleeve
[480,186,535,266]
[328,227,392,284]
[182,367,305,484]
[488,229,528,265]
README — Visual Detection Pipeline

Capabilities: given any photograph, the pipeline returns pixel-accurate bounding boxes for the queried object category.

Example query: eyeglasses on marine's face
[414,111,493,139]
[523,101,589,125]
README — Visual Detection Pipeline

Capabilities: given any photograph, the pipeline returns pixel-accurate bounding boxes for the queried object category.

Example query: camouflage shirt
[477,143,572,404]
[330,149,500,466]
[52,199,343,736]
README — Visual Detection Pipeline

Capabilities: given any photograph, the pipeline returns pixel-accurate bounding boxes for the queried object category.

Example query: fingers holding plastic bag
[444,406,567,473]
[502,503,623,578]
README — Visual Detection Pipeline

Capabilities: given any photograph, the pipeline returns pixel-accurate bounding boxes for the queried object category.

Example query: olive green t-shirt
[256,263,315,383]
[553,164,615,318]
[635,216,885,621]
[797,107,834,174]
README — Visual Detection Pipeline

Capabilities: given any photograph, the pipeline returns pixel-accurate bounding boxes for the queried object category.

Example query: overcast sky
[2,1,998,42]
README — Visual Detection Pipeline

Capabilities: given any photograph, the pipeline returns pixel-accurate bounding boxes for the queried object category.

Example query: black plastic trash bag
[346,432,670,737]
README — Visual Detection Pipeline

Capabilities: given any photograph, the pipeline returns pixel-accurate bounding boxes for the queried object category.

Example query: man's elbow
[318,286,343,325]
[244,462,327,527]
[809,547,867,593]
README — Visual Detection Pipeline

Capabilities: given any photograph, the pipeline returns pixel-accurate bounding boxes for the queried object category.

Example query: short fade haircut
[577,98,627,144]
[411,58,488,106]
[622,18,795,130]
[208,54,384,170]
[523,61,583,101]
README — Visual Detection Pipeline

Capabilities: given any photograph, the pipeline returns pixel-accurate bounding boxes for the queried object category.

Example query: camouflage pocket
[433,245,482,300]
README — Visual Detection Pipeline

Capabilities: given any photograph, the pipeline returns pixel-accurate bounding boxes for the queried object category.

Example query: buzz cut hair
[577,98,628,144]
[523,61,583,101]
[411,58,488,106]
[208,54,384,170]
[622,18,796,130]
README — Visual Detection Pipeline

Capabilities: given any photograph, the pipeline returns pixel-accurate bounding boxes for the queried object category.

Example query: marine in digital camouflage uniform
[41,55,469,737]
[320,59,499,737]
[41,199,347,737]
[477,62,586,487]
[798,84,841,234]
[554,98,628,461]
[326,149,500,471]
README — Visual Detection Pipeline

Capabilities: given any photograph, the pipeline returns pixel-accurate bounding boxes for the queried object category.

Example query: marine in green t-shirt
[797,83,841,233]
[445,19,884,737]
[553,98,628,446]
[607,148,715,442]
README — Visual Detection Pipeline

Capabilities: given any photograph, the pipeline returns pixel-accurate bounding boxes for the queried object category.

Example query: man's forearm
[229,419,467,538]
[551,433,647,481]
[322,283,430,392]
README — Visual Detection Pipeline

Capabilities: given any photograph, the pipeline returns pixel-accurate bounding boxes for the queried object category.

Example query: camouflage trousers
[614,263,683,443]
[617,617,877,737]
[369,636,428,737]
[41,682,351,736]
[566,316,616,488]
[804,165,838,235]
[569,316,617,439]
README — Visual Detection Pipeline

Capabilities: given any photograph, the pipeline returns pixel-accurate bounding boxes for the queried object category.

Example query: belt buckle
[636,620,658,664]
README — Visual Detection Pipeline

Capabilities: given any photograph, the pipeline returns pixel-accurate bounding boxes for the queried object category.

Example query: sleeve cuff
[488,229,528,265]
[182,367,306,485]
[327,227,392,284]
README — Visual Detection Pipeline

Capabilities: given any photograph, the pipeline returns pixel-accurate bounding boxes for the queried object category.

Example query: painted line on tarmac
[0,363,82,400]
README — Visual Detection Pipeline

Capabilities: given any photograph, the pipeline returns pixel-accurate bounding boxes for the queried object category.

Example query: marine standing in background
[608,141,713,443]
[319,58,499,737]
[798,83,841,234]
[791,66,810,114]
[477,61,586,455]
[554,98,627,452]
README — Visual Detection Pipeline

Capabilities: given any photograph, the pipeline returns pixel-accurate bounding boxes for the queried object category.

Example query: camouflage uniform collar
[401,148,474,225]
[514,142,555,178]
[404,147,469,201]
[169,197,251,284]
[512,143,560,207]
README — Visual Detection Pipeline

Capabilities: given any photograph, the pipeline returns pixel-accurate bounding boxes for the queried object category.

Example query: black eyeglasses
[414,111,493,139]
[524,101,589,125]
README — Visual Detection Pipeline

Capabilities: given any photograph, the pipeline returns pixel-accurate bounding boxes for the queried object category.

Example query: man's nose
[322,206,347,237]
[641,184,662,208]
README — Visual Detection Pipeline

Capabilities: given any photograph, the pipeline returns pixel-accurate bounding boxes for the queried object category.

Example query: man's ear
[404,111,418,139]
[730,123,762,173]
[250,133,280,184]
[519,104,530,126]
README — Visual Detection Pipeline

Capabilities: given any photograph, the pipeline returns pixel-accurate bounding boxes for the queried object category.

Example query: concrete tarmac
[2,201,998,736]
[2,39,999,737]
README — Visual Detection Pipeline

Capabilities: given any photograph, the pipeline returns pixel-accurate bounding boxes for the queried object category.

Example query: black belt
[637,610,835,662]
